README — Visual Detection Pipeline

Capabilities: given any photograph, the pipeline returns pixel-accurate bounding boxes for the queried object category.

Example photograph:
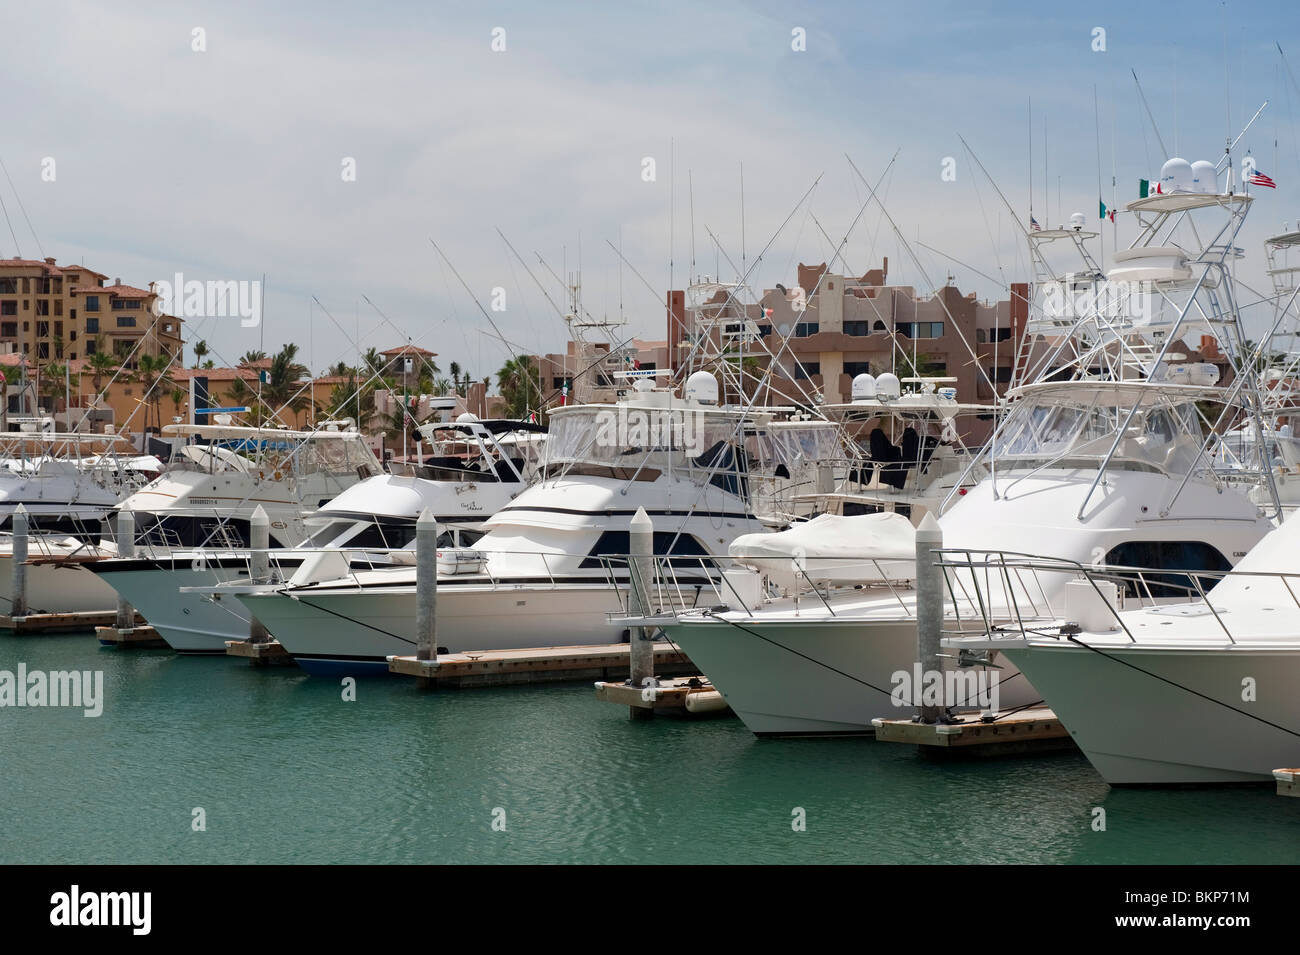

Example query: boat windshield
[992,397,1207,475]
[545,407,745,476]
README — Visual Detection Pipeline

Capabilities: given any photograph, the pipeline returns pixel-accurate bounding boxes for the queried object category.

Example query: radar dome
[875,372,901,400]
[455,412,480,422]
[850,373,876,402]
[1160,157,1194,194]
[1190,160,1218,195]
[1068,212,1086,231]
[632,377,654,393]
[684,371,719,405]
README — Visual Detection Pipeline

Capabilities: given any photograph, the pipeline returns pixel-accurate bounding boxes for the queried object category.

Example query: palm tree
[133,353,175,432]
[497,356,543,419]
[239,349,268,365]
[263,343,312,426]
[192,339,210,368]
[169,386,187,423]
[39,362,66,412]
[202,359,215,370]
[362,347,384,378]
[449,361,462,395]
[88,342,117,396]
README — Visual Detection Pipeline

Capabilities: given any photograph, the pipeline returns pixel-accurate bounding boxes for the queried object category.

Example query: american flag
[1249,169,1277,189]
[1030,215,1041,231]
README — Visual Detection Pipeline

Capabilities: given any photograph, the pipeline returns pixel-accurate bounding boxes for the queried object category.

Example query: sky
[2,0,1299,378]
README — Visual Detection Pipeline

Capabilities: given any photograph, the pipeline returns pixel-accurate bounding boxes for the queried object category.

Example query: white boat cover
[728,511,916,585]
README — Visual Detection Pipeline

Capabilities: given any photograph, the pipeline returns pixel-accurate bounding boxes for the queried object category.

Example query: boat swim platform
[594,675,731,717]
[1275,768,1300,798]
[1,610,146,634]
[389,642,697,689]
[225,639,295,666]
[95,624,166,648]
[871,706,1077,757]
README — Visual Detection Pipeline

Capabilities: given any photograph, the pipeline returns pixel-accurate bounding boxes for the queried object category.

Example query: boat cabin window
[305,515,417,550]
[1102,540,1232,599]
[579,530,710,568]
[132,513,269,550]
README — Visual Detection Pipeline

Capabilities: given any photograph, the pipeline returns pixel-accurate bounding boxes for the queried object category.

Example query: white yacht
[0,432,159,615]
[641,175,1285,736]
[224,376,848,674]
[943,511,1300,783]
[92,418,547,653]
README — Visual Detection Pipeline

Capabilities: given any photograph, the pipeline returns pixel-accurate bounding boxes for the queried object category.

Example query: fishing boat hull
[662,614,1033,736]
[237,581,629,675]
[995,641,1300,783]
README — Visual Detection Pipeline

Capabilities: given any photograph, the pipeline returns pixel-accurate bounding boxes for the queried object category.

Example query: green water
[1,633,1297,865]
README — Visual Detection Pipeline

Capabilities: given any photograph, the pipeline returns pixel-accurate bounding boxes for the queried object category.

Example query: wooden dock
[1,610,144,634]
[225,639,295,666]
[871,706,1076,756]
[388,642,696,688]
[594,675,730,716]
[95,625,167,648]
[1274,768,1300,797]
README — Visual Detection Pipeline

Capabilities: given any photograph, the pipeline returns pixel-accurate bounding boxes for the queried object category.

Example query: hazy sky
[3,0,1298,376]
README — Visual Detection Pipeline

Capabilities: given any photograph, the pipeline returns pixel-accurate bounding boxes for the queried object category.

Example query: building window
[896,321,944,339]
[69,330,76,342]
[793,322,819,337]
[873,320,887,331]
[991,327,1013,342]
[0,323,15,337]
[84,296,99,312]
[793,360,821,380]
[0,279,15,293]
[843,361,873,377]
[35,300,49,316]
[86,339,97,355]
[36,342,48,359]
[0,302,14,316]
[112,298,142,310]
[36,321,48,337]
[54,300,62,316]
[843,321,872,336]
[85,318,99,333]
[116,316,137,328]
[989,365,1013,383]
[54,321,62,336]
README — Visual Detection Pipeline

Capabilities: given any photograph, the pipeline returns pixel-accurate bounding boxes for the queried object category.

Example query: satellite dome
[1068,212,1086,231]
[684,371,719,405]
[850,373,876,402]
[455,412,480,422]
[1190,160,1218,195]
[875,372,901,400]
[632,377,654,393]
[1160,157,1194,194]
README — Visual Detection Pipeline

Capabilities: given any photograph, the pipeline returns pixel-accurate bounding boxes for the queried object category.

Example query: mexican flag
[1099,199,1115,222]
[1138,179,1164,198]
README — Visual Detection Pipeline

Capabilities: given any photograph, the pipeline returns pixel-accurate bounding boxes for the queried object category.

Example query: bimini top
[1006,378,1232,407]
[163,423,364,441]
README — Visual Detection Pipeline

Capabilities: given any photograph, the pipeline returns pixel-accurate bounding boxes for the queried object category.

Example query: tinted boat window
[1103,540,1232,599]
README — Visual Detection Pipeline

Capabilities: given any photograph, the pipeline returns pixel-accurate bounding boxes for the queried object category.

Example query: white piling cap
[629,506,653,531]
[250,503,269,526]
[915,511,943,543]
[417,507,437,527]
[13,503,25,515]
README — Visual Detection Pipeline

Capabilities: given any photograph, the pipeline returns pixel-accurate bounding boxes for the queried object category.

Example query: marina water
[2,633,1297,865]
